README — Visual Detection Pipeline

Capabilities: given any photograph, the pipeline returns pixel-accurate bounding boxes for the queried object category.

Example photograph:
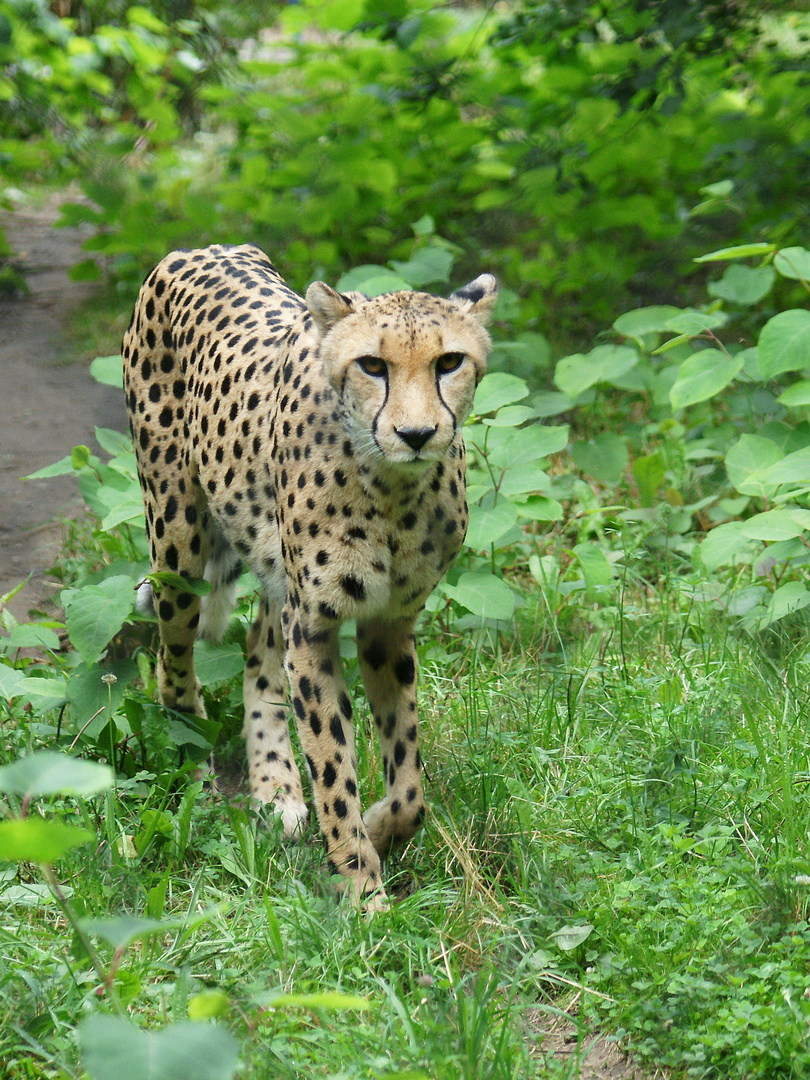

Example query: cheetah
[123,244,497,905]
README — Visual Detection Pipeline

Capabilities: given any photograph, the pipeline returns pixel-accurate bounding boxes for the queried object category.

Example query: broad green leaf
[24,455,76,479]
[707,264,775,305]
[4,623,61,651]
[81,907,220,951]
[570,433,627,484]
[765,581,810,624]
[150,572,211,596]
[334,266,410,295]
[464,502,519,551]
[497,464,550,497]
[441,572,516,621]
[473,372,530,415]
[777,380,810,407]
[664,311,727,336]
[700,521,750,572]
[0,751,114,797]
[694,243,776,262]
[0,818,94,863]
[758,310,810,379]
[485,424,568,468]
[90,355,124,388]
[63,575,135,664]
[754,446,810,488]
[669,349,744,410]
[725,435,783,495]
[67,660,138,735]
[774,247,810,281]
[514,495,563,521]
[633,451,665,507]
[187,991,230,1021]
[264,991,372,1011]
[95,427,133,457]
[194,640,245,687]
[572,544,614,599]
[78,1016,240,1080]
[482,405,536,428]
[554,345,638,398]
[613,305,682,339]
[0,667,27,701]
[740,509,810,541]
[390,246,454,287]
[550,923,594,951]
[17,675,68,707]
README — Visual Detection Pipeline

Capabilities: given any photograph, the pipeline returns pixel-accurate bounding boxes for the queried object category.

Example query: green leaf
[464,502,519,551]
[150,572,211,596]
[514,495,563,522]
[485,424,568,468]
[613,306,682,339]
[725,435,783,496]
[554,345,638,398]
[740,509,810,541]
[81,907,220,951]
[194,640,245,687]
[570,433,628,484]
[95,427,133,457]
[774,247,810,282]
[63,576,135,664]
[550,923,594,951]
[633,451,665,507]
[67,660,138,736]
[664,311,727,336]
[0,667,27,701]
[472,372,529,415]
[78,1016,240,1080]
[694,243,776,262]
[0,751,114,797]
[758,310,810,379]
[482,405,536,428]
[4,623,61,651]
[765,581,810,625]
[708,264,776,305]
[187,991,230,1021]
[777,380,810,407]
[700,521,750,572]
[24,455,76,479]
[0,818,94,863]
[335,266,410,295]
[17,676,67,707]
[441,572,517,621]
[754,446,810,489]
[572,544,614,599]
[669,349,744,410]
[264,991,372,1011]
[390,246,454,287]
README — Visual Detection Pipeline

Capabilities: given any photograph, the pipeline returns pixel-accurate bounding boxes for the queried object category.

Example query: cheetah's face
[306,276,498,467]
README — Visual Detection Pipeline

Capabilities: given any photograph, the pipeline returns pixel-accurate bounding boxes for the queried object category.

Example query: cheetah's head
[305,276,498,467]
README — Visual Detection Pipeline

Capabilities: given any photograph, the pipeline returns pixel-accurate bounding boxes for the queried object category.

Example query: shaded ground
[0,201,126,622]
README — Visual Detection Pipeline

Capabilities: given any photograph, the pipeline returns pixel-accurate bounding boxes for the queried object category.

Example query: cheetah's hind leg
[243,595,308,840]
[198,519,243,642]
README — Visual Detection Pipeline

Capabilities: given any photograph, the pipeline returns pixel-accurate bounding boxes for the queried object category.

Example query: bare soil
[0,201,126,622]
[0,205,664,1080]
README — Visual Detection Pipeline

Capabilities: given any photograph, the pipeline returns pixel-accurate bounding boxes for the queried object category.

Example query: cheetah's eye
[436,352,466,375]
[356,356,387,377]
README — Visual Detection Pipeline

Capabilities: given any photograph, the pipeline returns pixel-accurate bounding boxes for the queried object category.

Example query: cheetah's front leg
[357,618,427,859]
[285,622,386,905]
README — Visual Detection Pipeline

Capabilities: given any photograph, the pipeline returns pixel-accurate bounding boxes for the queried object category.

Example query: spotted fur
[123,244,497,904]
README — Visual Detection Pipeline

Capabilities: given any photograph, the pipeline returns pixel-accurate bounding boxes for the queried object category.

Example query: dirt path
[0,202,126,622]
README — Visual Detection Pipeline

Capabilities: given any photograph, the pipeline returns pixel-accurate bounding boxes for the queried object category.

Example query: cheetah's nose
[394,426,437,452]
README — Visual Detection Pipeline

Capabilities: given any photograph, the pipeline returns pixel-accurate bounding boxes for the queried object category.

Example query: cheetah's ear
[449,274,498,324]
[306,282,355,337]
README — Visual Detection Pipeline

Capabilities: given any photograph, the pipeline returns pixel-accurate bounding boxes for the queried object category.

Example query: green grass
[4,577,810,1079]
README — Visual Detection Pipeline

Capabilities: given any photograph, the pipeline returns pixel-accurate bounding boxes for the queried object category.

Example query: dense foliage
[3,2,810,1079]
